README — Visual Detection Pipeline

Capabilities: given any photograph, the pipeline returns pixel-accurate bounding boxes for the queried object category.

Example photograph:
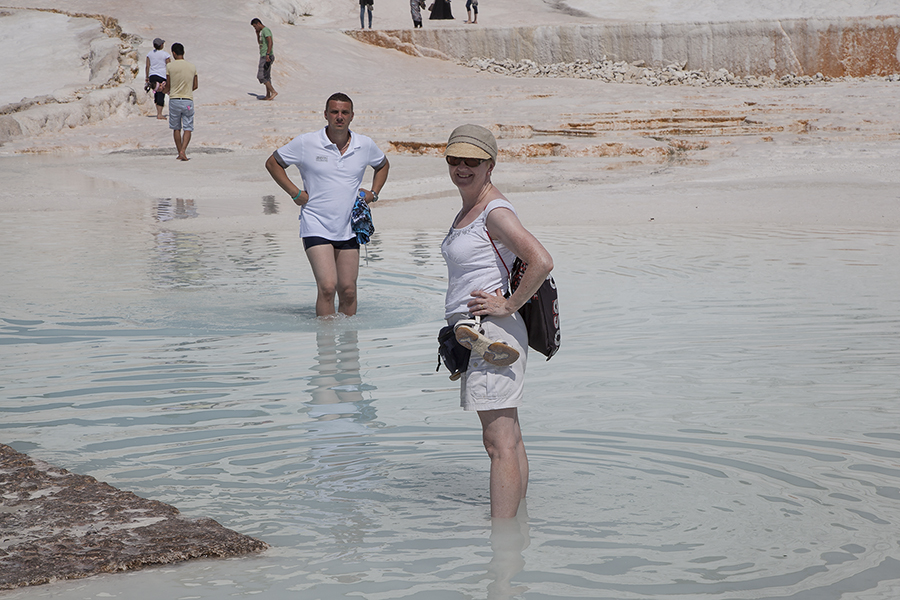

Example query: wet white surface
[1,154,899,597]
[2,0,900,597]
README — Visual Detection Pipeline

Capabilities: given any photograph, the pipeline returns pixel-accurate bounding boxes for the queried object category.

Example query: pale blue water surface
[2,181,900,599]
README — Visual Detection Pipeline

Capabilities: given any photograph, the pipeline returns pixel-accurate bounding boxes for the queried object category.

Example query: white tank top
[147,49,170,78]
[442,199,517,318]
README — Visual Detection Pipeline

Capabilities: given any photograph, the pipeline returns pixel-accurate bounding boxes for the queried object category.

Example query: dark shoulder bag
[491,239,560,360]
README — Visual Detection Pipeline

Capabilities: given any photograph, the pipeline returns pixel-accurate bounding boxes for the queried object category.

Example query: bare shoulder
[485,198,523,233]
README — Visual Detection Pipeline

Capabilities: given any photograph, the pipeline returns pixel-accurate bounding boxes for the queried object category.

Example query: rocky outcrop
[348,16,900,77]
[0,8,144,147]
[0,444,268,590]
[0,87,141,146]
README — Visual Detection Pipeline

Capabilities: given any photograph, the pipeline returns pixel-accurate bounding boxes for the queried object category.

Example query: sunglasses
[446,156,486,168]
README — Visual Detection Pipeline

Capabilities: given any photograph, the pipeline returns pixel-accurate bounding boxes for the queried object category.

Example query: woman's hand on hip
[468,289,512,317]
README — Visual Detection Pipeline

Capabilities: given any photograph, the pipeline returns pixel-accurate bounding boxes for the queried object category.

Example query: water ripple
[3,227,900,599]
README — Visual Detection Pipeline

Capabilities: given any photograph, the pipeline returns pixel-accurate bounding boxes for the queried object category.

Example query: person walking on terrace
[144,37,170,119]
[251,18,277,100]
[163,42,198,161]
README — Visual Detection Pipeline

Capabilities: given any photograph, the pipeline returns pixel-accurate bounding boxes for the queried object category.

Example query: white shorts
[449,312,528,412]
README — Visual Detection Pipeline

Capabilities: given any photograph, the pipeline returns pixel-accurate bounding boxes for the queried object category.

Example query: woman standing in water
[440,124,554,518]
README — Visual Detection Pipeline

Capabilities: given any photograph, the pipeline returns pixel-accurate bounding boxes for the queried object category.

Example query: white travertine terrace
[350,17,900,78]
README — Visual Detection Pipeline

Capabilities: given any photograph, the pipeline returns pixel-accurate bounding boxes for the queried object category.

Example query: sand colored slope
[1,0,899,232]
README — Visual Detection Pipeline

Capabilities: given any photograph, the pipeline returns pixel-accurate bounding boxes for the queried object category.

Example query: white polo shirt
[274,128,386,240]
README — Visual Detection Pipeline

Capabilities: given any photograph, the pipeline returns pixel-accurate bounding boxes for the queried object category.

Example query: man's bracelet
[292,190,304,201]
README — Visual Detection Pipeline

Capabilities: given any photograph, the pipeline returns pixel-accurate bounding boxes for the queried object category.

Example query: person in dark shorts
[251,18,277,100]
[144,38,170,119]
[465,0,478,23]
[411,0,426,27]
[265,93,390,317]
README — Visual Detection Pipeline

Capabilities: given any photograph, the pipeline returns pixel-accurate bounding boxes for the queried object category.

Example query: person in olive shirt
[163,43,198,161]
[251,18,277,101]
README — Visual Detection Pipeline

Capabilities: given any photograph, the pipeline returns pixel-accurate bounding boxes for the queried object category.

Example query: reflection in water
[307,326,377,426]
[487,505,531,599]
[300,326,382,555]
[148,198,285,292]
[155,197,197,221]
[262,194,278,215]
[152,198,205,288]
[227,232,281,275]
[409,232,434,268]
[152,230,206,288]
[359,234,383,267]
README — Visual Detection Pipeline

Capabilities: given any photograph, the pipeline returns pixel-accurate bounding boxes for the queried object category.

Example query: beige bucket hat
[444,124,498,161]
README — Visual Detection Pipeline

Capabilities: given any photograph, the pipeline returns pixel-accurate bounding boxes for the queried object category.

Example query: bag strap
[487,227,511,279]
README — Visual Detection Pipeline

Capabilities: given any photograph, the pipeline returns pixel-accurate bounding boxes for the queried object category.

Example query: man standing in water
[265,93,390,317]
[251,18,277,101]
[163,42,198,161]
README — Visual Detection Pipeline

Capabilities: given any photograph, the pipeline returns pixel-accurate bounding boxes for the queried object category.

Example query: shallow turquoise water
[2,193,900,598]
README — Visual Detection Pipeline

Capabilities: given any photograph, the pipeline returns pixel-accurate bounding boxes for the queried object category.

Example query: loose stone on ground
[463,57,900,87]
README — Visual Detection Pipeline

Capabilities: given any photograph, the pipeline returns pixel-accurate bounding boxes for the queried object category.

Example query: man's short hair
[171,42,185,56]
[250,18,262,25]
[326,92,353,111]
